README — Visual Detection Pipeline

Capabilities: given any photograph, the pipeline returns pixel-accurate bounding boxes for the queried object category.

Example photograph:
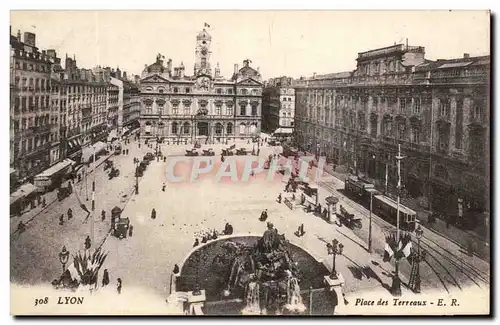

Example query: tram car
[372,194,418,231]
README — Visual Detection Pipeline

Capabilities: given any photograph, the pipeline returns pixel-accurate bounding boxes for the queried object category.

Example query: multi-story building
[294,43,490,227]
[10,30,54,180]
[62,56,109,159]
[139,28,263,143]
[262,76,295,136]
[47,49,65,165]
[123,81,141,129]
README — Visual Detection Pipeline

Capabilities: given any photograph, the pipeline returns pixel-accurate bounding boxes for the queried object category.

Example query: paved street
[10,136,139,285]
[10,139,490,308]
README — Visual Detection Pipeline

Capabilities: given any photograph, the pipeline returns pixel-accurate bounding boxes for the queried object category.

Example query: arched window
[226,122,233,134]
[183,122,190,134]
[215,123,223,135]
[173,87,178,94]
[171,122,178,134]
[239,123,246,135]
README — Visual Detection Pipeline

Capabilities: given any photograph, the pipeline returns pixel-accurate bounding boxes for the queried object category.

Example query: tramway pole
[91,147,96,249]
[391,143,404,296]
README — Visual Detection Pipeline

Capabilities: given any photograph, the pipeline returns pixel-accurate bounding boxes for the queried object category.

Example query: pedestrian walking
[84,236,92,250]
[102,269,110,287]
[259,209,268,222]
[101,210,106,221]
[42,197,46,208]
[117,278,122,294]
[277,193,282,203]
[67,208,73,220]
[162,183,166,192]
[163,156,166,162]
[59,214,64,225]
[128,224,133,237]
[151,208,157,220]
[193,238,199,247]
[17,221,26,233]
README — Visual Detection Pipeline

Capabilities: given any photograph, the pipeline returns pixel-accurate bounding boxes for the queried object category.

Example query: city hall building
[139,28,263,143]
[294,44,490,228]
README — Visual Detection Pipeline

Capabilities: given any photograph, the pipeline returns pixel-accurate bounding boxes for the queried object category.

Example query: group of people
[192,223,234,247]
[59,208,73,225]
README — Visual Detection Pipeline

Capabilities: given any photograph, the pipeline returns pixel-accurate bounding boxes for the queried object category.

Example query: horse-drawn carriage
[185,149,200,156]
[104,160,113,171]
[57,186,72,201]
[221,148,234,156]
[338,205,363,229]
[144,152,155,161]
[108,167,120,180]
[111,206,130,239]
[202,148,215,156]
[236,148,248,156]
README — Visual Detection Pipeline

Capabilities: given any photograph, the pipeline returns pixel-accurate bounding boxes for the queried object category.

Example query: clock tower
[194,28,212,76]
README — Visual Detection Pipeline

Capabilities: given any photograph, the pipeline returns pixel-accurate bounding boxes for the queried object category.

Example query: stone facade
[262,77,295,134]
[294,44,490,222]
[10,31,54,180]
[139,28,263,143]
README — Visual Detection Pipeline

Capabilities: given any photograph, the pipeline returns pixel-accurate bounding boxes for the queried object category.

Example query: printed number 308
[34,297,49,306]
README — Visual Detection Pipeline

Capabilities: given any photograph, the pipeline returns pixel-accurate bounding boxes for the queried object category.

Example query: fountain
[284,271,306,313]
[241,278,261,315]
[176,225,333,315]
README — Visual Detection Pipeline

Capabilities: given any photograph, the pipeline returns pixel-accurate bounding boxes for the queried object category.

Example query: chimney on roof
[17,30,21,41]
[464,53,470,59]
[234,64,239,74]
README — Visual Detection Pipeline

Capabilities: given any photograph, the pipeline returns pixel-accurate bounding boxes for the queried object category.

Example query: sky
[10,10,490,80]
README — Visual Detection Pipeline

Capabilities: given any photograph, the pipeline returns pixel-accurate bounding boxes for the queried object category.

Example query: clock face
[201,48,207,56]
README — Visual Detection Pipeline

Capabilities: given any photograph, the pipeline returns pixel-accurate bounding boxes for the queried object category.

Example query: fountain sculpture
[212,223,307,315]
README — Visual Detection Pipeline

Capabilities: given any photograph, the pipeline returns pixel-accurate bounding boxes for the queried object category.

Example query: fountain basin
[176,235,335,315]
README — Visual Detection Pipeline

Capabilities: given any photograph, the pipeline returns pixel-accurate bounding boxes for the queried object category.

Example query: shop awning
[10,183,37,205]
[107,129,118,142]
[273,128,293,135]
[35,159,75,180]
[82,141,107,163]
[374,194,416,216]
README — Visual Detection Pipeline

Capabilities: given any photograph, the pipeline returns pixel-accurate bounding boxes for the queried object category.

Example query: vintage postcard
[9,10,491,316]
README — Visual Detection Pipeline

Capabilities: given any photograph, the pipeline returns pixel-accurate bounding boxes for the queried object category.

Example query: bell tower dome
[194,28,212,76]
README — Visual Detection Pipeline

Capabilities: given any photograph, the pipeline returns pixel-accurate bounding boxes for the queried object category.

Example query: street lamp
[58,246,70,272]
[413,225,425,293]
[368,154,376,254]
[326,239,344,280]
[391,144,405,296]
[135,160,140,195]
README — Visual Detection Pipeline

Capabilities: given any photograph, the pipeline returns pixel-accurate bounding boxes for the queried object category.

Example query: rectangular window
[414,98,421,114]
[399,98,406,113]
[226,106,233,115]
[240,105,246,116]
[216,105,221,115]
[440,99,451,117]
[251,105,258,116]
[183,106,190,115]
[172,106,178,115]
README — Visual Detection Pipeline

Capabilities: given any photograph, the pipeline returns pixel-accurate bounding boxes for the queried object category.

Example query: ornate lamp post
[326,239,344,280]
[391,144,405,296]
[58,246,70,272]
[413,225,426,293]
